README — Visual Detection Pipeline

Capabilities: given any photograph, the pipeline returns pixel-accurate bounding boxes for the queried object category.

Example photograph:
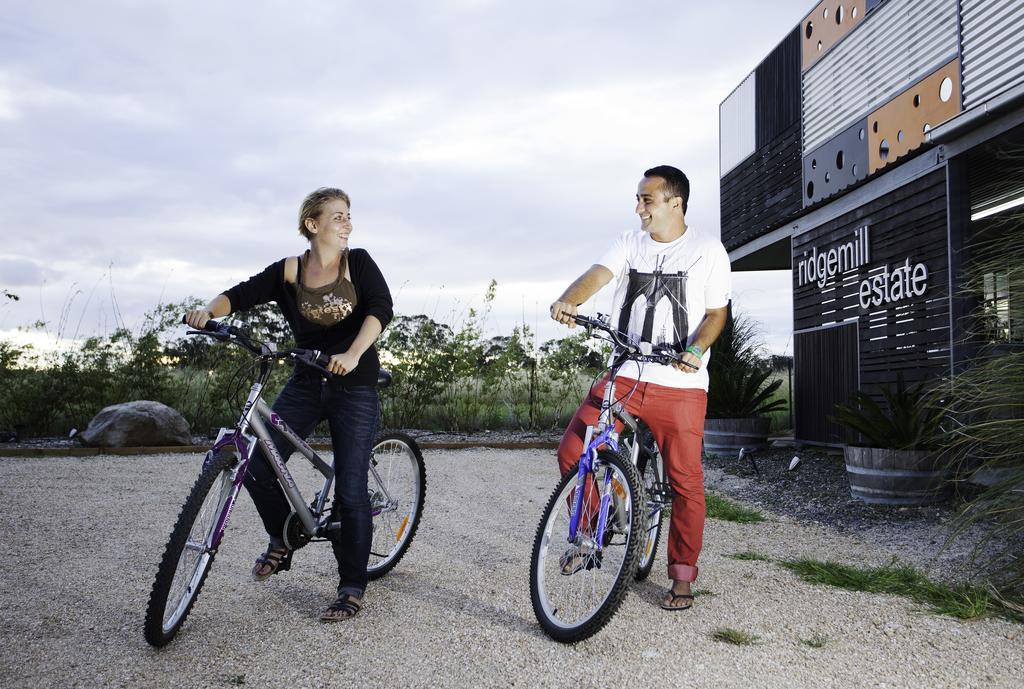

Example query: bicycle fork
[567,430,620,553]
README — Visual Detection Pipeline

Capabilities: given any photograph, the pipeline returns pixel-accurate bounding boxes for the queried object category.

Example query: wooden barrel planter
[844,447,952,505]
[703,417,771,457]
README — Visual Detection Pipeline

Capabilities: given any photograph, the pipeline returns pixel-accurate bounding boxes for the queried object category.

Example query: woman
[185,187,393,622]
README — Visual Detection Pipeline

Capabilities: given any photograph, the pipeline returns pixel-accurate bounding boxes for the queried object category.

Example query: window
[982,271,1022,344]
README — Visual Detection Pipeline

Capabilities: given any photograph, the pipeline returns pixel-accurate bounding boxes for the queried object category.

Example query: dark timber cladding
[756,28,800,146]
[720,29,802,252]
[792,167,951,403]
[794,323,858,444]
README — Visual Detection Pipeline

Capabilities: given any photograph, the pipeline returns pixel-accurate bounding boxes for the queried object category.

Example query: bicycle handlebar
[571,313,683,367]
[181,316,335,377]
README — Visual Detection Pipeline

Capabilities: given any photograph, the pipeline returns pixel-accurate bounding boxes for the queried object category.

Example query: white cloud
[0,70,177,127]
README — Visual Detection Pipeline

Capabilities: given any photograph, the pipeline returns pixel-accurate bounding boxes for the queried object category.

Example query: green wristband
[685,344,703,357]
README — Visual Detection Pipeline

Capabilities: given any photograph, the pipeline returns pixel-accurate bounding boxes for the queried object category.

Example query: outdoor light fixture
[970,191,1024,221]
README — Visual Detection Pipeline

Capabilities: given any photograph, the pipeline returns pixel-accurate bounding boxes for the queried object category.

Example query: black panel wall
[721,30,802,252]
[791,168,951,440]
[756,29,801,147]
[721,122,802,252]
[794,323,859,444]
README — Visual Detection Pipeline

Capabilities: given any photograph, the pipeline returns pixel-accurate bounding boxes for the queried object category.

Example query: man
[550,165,731,611]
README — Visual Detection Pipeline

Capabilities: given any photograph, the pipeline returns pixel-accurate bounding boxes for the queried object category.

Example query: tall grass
[936,206,1024,604]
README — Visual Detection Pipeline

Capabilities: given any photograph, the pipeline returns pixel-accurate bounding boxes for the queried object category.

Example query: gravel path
[1,449,1021,689]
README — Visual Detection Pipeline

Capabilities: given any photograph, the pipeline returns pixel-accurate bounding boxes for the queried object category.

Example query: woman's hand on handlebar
[550,300,578,328]
[184,309,214,330]
[327,350,360,376]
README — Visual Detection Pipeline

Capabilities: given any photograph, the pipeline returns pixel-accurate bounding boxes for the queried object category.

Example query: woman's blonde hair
[298,187,351,239]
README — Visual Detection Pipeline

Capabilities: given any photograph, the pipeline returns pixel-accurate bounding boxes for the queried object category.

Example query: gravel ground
[702,446,1023,583]
[1,448,1021,689]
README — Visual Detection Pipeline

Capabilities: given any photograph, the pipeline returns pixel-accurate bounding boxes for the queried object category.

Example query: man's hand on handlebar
[550,300,578,328]
[672,352,701,374]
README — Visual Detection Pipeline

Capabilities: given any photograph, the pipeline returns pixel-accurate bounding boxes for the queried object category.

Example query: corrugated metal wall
[802,0,959,154]
[719,73,756,176]
[961,0,1024,108]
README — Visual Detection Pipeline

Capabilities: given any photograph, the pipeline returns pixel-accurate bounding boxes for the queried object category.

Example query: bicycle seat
[376,369,392,389]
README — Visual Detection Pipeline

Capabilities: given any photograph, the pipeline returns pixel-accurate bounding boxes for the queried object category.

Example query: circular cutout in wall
[835,5,844,23]
[897,129,904,143]
[879,139,890,161]
[940,76,953,102]
[836,150,844,169]
[852,163,859,176]
[806,21,814,38]
[913,94,921,107]
[859,128,865,141]
[806,181,814,199]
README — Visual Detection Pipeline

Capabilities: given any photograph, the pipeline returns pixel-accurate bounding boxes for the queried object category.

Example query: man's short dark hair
[644,165,690,214]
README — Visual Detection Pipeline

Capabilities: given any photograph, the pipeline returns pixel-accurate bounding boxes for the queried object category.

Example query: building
[719,0,1024,444]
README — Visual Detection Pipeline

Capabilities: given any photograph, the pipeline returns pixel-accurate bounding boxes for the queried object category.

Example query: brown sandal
[661,592,694,611]
[320,594,363,622]
[251,545,291,580]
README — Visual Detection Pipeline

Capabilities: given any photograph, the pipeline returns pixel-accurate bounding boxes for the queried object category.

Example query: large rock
[80,401,192,447]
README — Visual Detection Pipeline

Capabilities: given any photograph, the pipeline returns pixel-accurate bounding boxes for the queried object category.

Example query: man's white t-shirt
[597,227,732,390]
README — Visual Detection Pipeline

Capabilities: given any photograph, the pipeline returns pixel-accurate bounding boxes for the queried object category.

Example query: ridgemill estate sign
[795,225,929,309]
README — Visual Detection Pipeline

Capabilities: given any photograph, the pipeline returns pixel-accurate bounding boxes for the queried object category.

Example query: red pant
[557,378,707,583]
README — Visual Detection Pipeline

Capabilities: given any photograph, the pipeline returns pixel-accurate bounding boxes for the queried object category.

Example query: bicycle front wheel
[366,432,426,579]
[144,450,238,647]
[530,449,644,643]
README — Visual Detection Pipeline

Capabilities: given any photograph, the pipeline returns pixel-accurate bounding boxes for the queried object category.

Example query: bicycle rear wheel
[144,450,239,647]
[635,440,664,581]
[530,449,643,643]
[366,432,426,579]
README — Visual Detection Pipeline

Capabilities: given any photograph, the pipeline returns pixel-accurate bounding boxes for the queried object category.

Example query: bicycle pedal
[649,481,674,502]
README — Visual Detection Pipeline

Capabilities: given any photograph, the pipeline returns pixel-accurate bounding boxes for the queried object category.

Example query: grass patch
[800,633,829,648]
[728,550,772,562]
[711,627,760,645]
[706,493,766,523]
[779,558,996,620]
[692,588,716,598]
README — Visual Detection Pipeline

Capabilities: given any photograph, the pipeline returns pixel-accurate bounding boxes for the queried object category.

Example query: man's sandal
[660,592,695,611]
[559,547,602,576]
[320,594,363,622]
[251,545,292,581]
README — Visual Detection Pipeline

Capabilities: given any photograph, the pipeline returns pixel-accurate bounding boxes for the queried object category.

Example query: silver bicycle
[144,319,426,647]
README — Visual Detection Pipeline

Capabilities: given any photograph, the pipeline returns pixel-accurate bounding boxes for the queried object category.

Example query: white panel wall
[802,0,959,154]
[719,72,756,176]
[962,0,1024,108]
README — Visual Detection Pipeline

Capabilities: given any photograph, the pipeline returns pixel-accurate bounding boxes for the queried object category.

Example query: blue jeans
[243,372,380,598]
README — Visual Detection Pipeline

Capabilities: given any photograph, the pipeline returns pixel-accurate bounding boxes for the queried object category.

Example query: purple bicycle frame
[207,431,253,551]
[566,426,621,550]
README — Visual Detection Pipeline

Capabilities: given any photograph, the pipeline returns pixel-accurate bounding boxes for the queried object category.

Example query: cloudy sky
[0,0,807,356]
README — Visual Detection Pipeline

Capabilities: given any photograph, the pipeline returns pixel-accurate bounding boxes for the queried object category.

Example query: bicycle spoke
[162,469,231,629]
[366,434,424,577]
[534,460,635,629]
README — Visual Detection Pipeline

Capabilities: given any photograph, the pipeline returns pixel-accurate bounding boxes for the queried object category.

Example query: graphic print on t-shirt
[615,259,688,345]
